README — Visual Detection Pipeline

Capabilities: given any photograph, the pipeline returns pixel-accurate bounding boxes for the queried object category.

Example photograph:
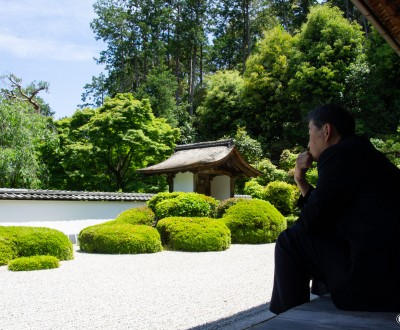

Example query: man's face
[308,120,326,161]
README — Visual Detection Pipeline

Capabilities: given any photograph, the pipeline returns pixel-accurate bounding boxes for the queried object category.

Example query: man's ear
[324,123,340,143]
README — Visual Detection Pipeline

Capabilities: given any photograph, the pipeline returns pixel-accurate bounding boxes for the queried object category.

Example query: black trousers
[269,223,400,314]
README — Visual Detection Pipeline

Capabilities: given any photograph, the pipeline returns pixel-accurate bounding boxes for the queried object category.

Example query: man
[269,104,400,314]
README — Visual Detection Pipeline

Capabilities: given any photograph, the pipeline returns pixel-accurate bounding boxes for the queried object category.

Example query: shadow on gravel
[189,302,273,330]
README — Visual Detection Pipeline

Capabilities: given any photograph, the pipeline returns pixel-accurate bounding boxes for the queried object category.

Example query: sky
[0,0,105,119]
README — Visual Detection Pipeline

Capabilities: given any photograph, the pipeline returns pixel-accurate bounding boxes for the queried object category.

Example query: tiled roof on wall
[0,188,154,202]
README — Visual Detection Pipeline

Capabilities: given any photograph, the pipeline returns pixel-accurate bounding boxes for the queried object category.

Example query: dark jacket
[298,135,400,256]
[297,136,400,311]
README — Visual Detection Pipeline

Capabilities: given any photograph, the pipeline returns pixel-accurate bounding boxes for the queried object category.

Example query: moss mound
[222,199,286,244]
[114,206,155,226]
[8,255,59,272]
[0,226,73,266]
[157,217,231,252]
[79,223,162,254]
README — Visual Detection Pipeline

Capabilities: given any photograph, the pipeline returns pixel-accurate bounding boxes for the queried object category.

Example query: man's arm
[294,151,313,196]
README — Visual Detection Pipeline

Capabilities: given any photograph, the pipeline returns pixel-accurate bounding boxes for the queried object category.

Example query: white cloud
[0,33,98,61]
[0,0,101,62]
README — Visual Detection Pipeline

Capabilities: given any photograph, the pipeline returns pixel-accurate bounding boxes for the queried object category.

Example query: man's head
[307,104,355,161]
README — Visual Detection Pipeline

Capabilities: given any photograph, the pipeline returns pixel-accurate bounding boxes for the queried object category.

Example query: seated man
[269,104,400,314]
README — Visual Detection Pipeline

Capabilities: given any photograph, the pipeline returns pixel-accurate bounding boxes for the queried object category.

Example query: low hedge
[8,255,59,272]
[156,217,231,252]
[114,206,155,226]
[78,223,162,254]
[149,192,219,220]
[0,226,73,266]
[222,199,286,244]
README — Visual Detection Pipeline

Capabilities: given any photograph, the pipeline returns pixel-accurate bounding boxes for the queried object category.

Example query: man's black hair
[308,104,356,138]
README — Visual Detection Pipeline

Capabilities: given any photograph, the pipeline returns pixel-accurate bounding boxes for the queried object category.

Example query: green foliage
[114,206,155,226]
[149,192,219,220]
[370,137,400,168]
[0,226,73,265]
[0,228,17,265]
[243,180,265,199]
[79,223,162,254]
[196,70,247,141]
[279,149,299,172]
[134,67,179,126]
[305,167,318,186]
[254,159,291,185]
[8,255,59,272]
[0,97,58,188]
[289,4,366,116]
[264,181,299,216]
[156,217,231,252]
[215,197,248,218]
[360,28,400,136]
[147,192,181,213]
[53,93,180,191]
[222,199,286,244]
[230,127,263,164]
[13,227,74,261]
[243,26,299,150]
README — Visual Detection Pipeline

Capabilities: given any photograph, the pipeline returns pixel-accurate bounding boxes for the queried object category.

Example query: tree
[269,0,318,34]
[56,93,180,192]
[357,28,400,137]
[0,97,58,188]
[134,66,179,126]
[195,70,247,141]
[80,73,108,108]
[288,4,366,117]
[0,73,54,116]
[243,26,298,152]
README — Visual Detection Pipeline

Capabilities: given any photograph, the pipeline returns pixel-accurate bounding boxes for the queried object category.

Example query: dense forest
[1,0,400,193]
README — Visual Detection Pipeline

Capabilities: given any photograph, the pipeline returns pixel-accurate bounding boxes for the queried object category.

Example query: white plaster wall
[211,175,231,201]
[0,200,146,223]
[173,172,194,192]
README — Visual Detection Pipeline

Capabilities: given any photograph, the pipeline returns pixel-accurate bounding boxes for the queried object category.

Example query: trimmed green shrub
[147,192,181,213]
[0,226,73,264]
[13,227,73,261]
[8,255,59,272]
[215,197,247,218]
[243,180,264,199]
[150,192,219,220]
[0,232,18,266]
[157,217,231,252]
[115,206,155,226]
[222,199,286,244]
[79,223,162,254]
[264,181,299,216]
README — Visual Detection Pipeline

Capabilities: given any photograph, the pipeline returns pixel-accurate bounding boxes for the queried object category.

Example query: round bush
[147,192,180,213]
[8,255,59,272]
[156,217,231,252]
[152,192,219,220]
[115,206,155,226]
[243,180,264,199]
[12,227,73,261]
[79,223,162,254]
[222,199,286,244]
[215,197,247,218]
[0,235,17,266]
[264,181,299,216]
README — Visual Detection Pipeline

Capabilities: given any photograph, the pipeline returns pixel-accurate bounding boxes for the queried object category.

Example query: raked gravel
[0,242,276,330]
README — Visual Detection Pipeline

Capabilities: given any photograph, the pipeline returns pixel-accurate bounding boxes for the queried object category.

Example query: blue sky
[0,0,105,119]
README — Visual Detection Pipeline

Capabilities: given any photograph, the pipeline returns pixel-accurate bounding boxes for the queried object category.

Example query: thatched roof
[137,139,261,177]
[351,0,400,56]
